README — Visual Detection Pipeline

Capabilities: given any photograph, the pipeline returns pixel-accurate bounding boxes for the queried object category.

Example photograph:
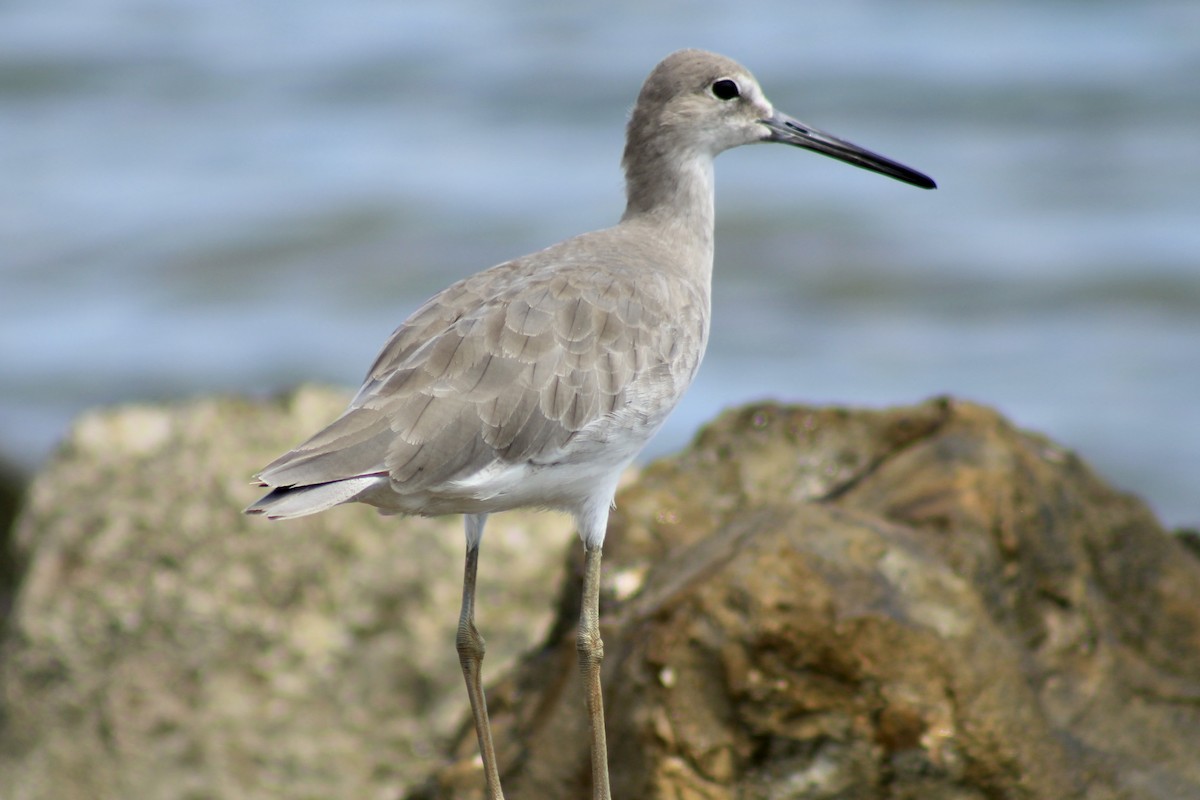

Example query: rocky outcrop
[418,400,1200,800]
[1,391,1197,799]
[0,387,574,800]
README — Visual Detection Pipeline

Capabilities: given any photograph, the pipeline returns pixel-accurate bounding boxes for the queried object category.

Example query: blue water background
[2,0,1198,526]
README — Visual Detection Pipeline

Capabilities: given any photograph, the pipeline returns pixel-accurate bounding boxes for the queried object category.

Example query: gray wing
[254,257,702,494]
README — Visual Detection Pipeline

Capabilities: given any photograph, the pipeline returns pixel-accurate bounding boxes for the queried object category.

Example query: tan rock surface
[0,386,573,800]
[2,393,1197,800]
[419,399,1200,800]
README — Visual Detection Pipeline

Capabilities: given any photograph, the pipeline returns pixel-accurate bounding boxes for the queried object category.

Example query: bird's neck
[619,147,716,276]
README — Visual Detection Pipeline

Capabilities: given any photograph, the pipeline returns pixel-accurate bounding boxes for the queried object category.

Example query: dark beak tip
[764,114,937,191]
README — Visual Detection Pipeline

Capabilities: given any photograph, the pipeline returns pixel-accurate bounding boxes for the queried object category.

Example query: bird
[245,49,935,800]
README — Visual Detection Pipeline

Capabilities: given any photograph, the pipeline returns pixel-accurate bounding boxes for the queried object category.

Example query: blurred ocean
[1,0,1197,526]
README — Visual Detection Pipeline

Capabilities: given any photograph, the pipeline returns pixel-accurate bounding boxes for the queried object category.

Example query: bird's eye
[711,79,740,100]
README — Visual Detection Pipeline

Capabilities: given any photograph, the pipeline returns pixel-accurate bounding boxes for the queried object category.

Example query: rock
[2,393,1198,800]
[0,454,27,623]
[416,399,1200,800]
[0,386,575,800]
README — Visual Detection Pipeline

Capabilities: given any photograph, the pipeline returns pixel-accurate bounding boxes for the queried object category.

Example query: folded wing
[250,256,699,511]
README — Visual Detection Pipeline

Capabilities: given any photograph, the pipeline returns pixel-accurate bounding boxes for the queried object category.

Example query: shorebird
[246,49,934,800]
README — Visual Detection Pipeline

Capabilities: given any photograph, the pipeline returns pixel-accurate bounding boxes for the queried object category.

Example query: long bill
[761,112,937,190]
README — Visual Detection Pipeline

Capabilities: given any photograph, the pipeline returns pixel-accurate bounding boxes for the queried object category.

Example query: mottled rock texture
[419,399,1200,800]
[0,387,574,800]
[2,392,1197,800]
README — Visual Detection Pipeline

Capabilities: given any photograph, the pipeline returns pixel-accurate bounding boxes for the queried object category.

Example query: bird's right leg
[457,513,504,800]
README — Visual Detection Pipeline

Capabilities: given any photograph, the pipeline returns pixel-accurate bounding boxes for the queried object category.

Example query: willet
[246,49,934,800]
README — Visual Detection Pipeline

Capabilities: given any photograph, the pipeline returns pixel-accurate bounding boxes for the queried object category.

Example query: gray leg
[577,543,611,800]
[457,514,504,800]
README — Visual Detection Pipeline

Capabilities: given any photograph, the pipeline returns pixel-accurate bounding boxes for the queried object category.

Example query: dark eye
[711,78,740,100]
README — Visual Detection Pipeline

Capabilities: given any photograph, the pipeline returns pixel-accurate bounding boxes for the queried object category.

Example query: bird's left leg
[457,513,505,800]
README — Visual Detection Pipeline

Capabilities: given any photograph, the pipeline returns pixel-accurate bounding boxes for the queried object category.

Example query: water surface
[2,0,1197,526]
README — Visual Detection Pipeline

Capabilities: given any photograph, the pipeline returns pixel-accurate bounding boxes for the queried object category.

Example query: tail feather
[244,476,384,520]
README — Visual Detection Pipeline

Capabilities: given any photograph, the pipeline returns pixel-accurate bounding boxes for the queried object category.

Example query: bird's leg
[577,542,611,800]
[457,515,505,800]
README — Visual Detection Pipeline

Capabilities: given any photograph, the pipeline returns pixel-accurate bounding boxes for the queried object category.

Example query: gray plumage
[249,226,709,520]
